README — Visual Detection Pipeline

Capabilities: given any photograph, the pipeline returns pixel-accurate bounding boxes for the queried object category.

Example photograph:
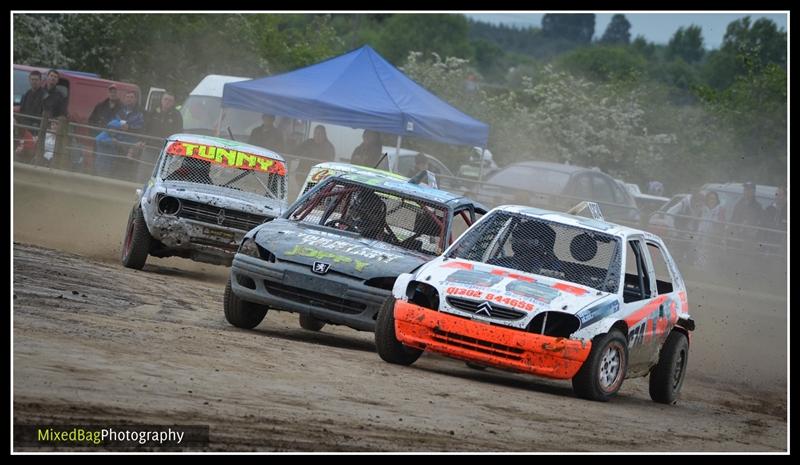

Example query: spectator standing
[729,182,765,250]
[408,152,438,188]
[248,114,285,153]
[95,90,144,178]
[88,85,121,135]
[350,130,382,167]
[288,120,306,155]
[698,191,727,237]
[145,92,183,139]
[731,182,764,227]
[294,125,335,187]
[697,191,726,267]
[41,69,67,119]
[140,92,183,181]
[86,85,121,172]
[18,70,45,133]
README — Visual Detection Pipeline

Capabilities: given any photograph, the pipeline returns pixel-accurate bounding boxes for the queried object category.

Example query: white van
[180,75,263,140]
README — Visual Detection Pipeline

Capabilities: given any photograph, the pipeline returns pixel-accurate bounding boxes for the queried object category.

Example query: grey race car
[224,172,486,333]
[121,134,288,269]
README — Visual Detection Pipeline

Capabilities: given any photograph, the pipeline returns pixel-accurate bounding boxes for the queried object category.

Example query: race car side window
[646,242,674,294]
[624,239,651,303]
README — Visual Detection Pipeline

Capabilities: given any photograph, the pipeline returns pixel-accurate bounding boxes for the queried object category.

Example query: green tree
[649,58,700,92]
[701,17,786,90]
[247,14,344,74]
[666,25,704,63]
[696,62,787,183]
[13,14,71,67]
[375,14,472,65]
[470,38,505,79]
[720,17,786,68]
[402,52,673,182]
[631,35,656,59]
[600,14,631,45]
[542,14,595,43]
[557,46,646,83]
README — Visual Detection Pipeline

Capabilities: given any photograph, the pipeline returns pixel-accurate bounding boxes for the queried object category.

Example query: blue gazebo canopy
[222,45,489,148]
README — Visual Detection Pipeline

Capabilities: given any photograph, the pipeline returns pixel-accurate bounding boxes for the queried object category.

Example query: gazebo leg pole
[478,147,486,183]
[394,135,402,173]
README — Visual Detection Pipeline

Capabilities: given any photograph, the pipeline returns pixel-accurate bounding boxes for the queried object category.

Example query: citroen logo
[312,262,331,274]
[216,209,226,225]
[476,301,493,316]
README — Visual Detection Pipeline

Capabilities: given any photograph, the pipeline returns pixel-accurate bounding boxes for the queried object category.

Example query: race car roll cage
[290,180,472,253]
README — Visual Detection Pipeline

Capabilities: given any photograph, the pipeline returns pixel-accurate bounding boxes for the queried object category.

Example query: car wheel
[223,279,267,329]
[121,206,152,270]
[649,331,689,404]
[299,313,326,332]
[375,297,422,366]
[572,329,628,402]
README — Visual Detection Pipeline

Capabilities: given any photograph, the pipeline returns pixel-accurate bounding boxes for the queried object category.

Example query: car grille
[264,281,366,314]
[431,327,524,361]
[446,297,527,320]
[177,199,269,231]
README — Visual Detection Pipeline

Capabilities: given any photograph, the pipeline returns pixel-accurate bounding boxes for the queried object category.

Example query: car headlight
[238,237,261,258]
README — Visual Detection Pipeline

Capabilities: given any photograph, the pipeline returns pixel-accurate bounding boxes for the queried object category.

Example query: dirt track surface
[13,243,787,452]
[13,165,788,452]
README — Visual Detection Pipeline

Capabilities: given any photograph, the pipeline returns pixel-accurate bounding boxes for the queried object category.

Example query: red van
[13,64,141,123]
[14,64,142,170]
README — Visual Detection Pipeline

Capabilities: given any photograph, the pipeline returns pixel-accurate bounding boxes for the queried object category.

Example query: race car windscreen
[159,142,287,200]
[447,211,621,292]
[289,179,448,256]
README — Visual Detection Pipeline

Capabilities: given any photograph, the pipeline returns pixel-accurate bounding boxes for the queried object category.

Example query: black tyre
[299,313,326,332]
[375,297,422,365]
[223,279,268,329]
[649,331,689,404]
[121,206,152,270]
[572,329,628,402]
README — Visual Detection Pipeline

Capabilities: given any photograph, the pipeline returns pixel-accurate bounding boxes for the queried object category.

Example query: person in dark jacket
[18,70,45,133]
[145,92,183,139]
[139,92,183,181]
[41,69,67,119]
[248,114,285,153]
[15,70,45,160]
[350,129,382,167]
[729,182,765,248]
[88,85,121,135]
[731,182,764,227]
[294,125,335,187]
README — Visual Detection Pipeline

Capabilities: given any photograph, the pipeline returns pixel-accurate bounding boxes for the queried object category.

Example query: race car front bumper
[394,301,592,379]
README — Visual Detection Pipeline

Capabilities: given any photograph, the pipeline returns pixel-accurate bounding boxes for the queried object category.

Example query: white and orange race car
[375,204,695,403]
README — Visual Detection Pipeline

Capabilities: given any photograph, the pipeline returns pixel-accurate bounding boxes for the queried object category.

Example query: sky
[465,12,788,50]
